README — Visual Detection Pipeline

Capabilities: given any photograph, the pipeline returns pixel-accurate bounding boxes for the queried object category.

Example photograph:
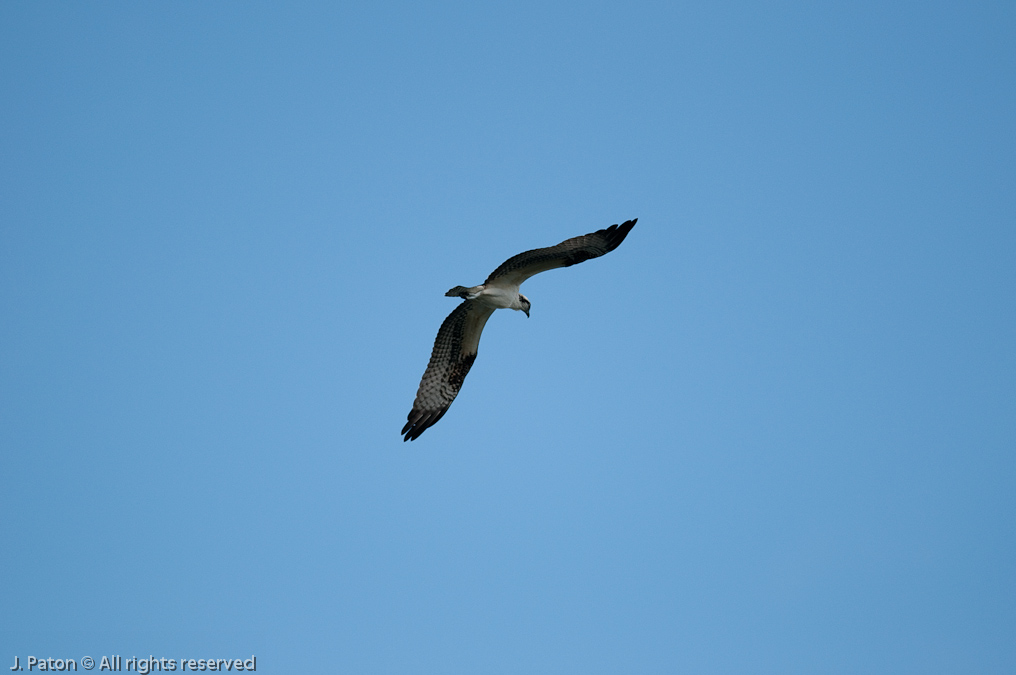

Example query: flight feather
[402,300,495,441]
[484,218,637,287]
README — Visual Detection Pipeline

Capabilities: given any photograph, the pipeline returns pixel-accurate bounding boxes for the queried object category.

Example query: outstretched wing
[402,300,496,441]
[484,218,637,288]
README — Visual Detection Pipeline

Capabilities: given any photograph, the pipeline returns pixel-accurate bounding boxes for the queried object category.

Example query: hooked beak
[523,308,530,318]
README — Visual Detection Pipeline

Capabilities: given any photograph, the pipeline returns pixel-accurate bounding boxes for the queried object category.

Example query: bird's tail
[445,285,483,299]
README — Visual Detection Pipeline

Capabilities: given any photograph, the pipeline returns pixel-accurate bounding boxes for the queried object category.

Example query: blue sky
[1,2,1014,672]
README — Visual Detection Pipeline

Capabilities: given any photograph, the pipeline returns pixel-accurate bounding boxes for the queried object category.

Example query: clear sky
[2,2,1014,673]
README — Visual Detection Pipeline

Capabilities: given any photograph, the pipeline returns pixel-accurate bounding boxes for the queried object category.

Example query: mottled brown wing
[402,300,495,441]
[484,218,637,287]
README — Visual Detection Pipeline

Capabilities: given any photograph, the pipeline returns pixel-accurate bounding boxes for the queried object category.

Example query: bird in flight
[402,218,637,441]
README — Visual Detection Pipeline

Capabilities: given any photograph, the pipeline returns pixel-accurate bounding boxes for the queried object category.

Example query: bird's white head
[518,294,531,318]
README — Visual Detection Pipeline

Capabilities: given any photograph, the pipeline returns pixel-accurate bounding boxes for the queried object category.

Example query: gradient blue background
[2,2,1014,672]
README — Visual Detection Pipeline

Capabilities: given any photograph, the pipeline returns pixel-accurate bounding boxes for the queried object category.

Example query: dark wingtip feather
[401,411,422,441]
[605,218,637,251]
[401,407,450,441]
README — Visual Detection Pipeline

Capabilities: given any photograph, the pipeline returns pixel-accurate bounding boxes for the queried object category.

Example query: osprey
[402,218,637,441]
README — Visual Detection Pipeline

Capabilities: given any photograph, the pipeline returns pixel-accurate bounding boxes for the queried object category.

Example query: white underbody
[467,283,527,311]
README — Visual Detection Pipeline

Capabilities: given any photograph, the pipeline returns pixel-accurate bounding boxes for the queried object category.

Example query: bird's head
[518,294,531,318]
